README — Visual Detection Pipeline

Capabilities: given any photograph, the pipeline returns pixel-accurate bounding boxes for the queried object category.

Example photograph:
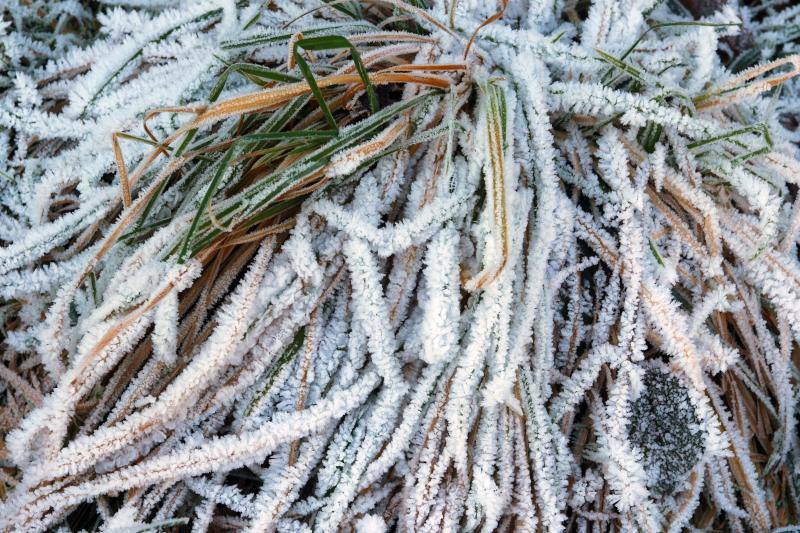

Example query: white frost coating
[419,227,460,364]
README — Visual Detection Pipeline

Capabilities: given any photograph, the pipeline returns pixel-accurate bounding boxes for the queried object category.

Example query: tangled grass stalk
[1,0,800,531]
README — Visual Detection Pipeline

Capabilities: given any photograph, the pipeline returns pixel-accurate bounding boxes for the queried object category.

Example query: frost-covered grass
[1,0,800,531]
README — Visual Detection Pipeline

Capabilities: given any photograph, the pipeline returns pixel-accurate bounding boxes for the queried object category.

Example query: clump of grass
[1,0,800,531]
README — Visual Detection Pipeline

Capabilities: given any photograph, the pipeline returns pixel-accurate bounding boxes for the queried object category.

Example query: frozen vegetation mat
[1,0,800,531]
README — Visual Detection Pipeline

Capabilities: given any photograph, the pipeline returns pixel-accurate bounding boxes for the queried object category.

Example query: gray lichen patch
[628,367,705,495]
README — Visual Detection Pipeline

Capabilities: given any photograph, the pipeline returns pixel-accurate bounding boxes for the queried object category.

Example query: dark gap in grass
[66,501,101,531]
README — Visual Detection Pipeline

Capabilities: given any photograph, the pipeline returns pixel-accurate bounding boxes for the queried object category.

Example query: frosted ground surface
[1,0,800,531]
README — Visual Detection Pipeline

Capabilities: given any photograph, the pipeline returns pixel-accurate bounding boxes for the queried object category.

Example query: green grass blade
[220,23,376,50]
[601,21,741,84]
[295,35,380,114]
[293,45,338,131]
[241,130,337,141]
[210,63,301,102]
[178,147,236,262]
